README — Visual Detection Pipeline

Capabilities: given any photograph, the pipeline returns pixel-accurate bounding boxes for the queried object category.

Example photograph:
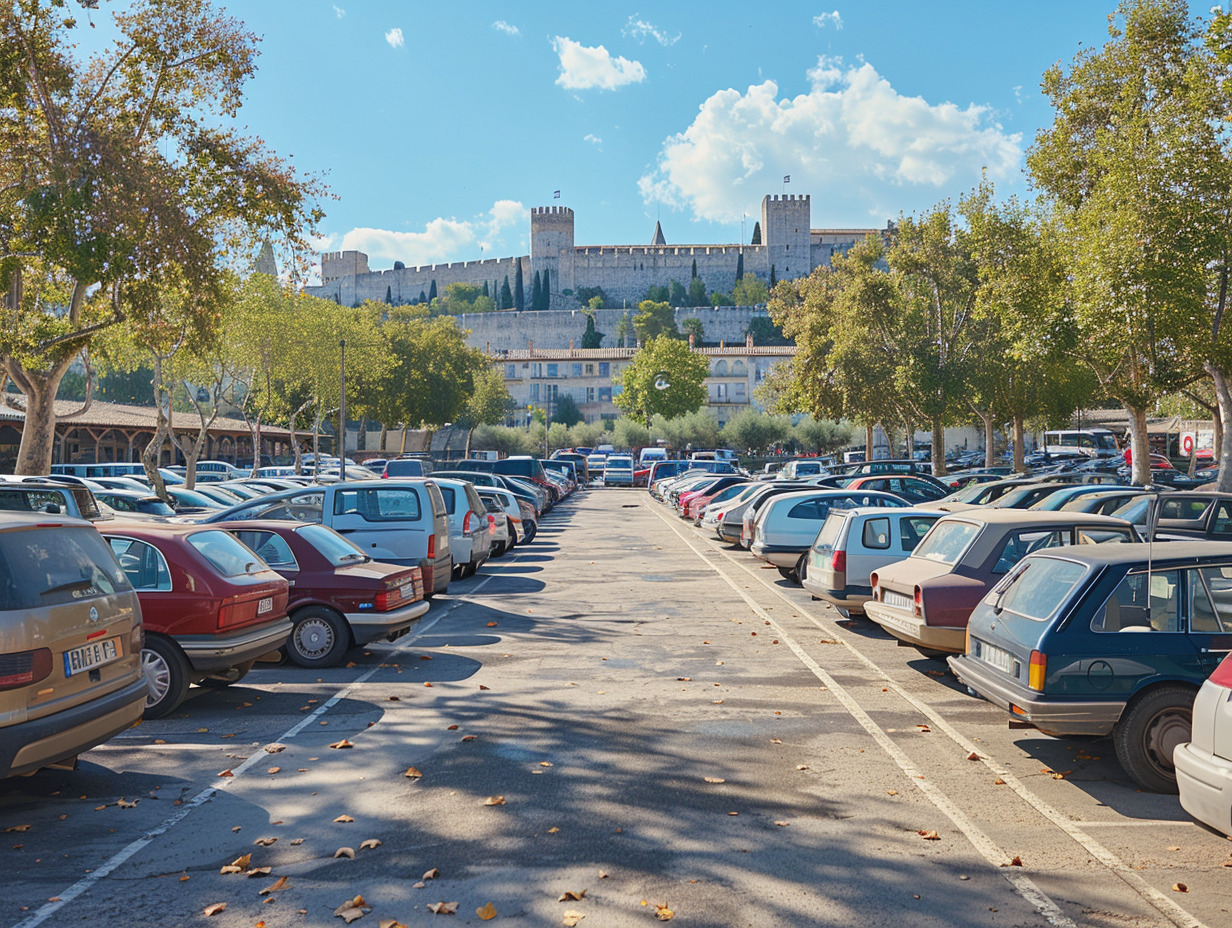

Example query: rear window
[912,520,981,566]
[231,530,299,571]
[298,524,368,567]
[0,525,130,609]
[384,459,426,477]
[188,530,263,577]
[438,486,456,510]
[997,557,1090,621]
[813,512,846,551]
[333,487,422,522]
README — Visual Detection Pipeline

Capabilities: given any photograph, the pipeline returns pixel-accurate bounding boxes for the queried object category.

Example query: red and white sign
[1180,432,1195,456]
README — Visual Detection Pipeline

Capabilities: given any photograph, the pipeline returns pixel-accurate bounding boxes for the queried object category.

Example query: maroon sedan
[218,521,430,668]
[102,522,291,718]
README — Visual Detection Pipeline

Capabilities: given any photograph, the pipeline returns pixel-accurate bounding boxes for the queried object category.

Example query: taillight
[487,513,496,532]
[1028,650,1047,691]
[427,533,436,559]
[965,624,971,655]
[1210,653,1232,689]
[0,648,52,691]
[913,586,923,619]
[219,602,249,628]
[463,511,474,537]
[871,572,879,599]
[831,550,846,573]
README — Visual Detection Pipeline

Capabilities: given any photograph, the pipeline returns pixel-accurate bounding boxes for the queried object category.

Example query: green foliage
[633,300,679,342]
[732,275,768,306]
[552,393,584,427]
[746,315,790,346]
[581,312,604,349]
[687,277,708,307]
[709,290,735,306]
[499,277,513,310]
[435,283,494,315]
[720,407,791,454]
[611,416,650,450]
[568,420,606,448]
[542,269,550,307]
[547,421,570,451]
[514,261,524,312]
[459,367,514,429]
[668,279,688,307]
[653,409,722,451]
[681,317,705,343]
[574,286,607,309]
[645,284,670,303]
[428,280,438,301]
[751,222,762,245]
[473,424,533,457]
[736,252,744,281]
[531,271,542,313]
[792,416,853,453]
[614,335,709,426]
[770,265,777,288]
[691,259,698,279]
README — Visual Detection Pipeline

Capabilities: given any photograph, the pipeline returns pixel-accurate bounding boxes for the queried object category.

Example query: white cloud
[334,201,529,269]
[638,57,1022,226]
[813,11,843,29]
[552,36,646,91]
[585,134,603,147]
[332,5,345,18]
[1012,84,1023,103]
[623,15,680,46]
[492,20,520,37]
[384,27,404,49]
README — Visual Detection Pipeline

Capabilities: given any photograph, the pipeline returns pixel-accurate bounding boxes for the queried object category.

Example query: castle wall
[565,245,768,307]
[456,305,770,353]
[307,254,530,307]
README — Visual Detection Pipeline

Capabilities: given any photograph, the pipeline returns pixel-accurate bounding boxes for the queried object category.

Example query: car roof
[1029,541,1232,567]
[936,508,1132,526]
[212,520,309,534]
[0,511,90,530]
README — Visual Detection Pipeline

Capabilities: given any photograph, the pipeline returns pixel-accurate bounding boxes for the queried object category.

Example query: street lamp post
[339,338,347,482]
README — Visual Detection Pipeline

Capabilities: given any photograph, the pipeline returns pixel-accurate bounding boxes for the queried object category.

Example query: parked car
[1058,489,1152,516]
[1111,491,1232,541]
[949,542,1232,792]
[936,477,1040,510]
[477,487,529,554]
[0,481,110,522]
[94,488,177,519]
[1176,650,1232,835]
[714,482,811,545]
[845,474,950,505]
[219,521,428,667]
[750,488,910,580]
[102,522,292,718]
[435,470,546,517]
[837,459,933,478]
[587,454,607,480]
[684,480,752,523]
[741,483,865,549]
[195,480,454,597]
[383,457,433,478]
[604,455,635,487]
[1024,483,1140,511]
[433,477,494,579]
[0,514,149,778]
[551,451,591,485]
[699,482,770,538]
[165,486,227,514]
[865,510,1138,657]
[803,507,946,615]
[776,459,831,480]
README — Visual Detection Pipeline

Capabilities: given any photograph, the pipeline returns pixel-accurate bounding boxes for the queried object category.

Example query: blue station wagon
[949,542,1232,792]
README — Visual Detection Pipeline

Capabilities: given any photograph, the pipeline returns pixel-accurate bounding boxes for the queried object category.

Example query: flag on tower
[553,190,560,199]
[783,175,790,184]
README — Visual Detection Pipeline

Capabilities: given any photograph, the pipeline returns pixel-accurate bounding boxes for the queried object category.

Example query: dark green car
[949,542,1232,792]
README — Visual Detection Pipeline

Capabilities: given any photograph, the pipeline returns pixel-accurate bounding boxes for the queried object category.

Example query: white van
[639,447,668,466]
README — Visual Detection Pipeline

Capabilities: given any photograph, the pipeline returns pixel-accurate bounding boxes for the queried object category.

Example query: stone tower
[761,194,811,282]
[530,206,575,310]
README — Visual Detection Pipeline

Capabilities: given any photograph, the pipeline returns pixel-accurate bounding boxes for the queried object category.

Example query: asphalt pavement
[2,488,1229,927]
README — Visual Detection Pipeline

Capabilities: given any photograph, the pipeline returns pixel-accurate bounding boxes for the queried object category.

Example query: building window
[531,362,543,378]
[529,383,540,402]
[586,387,595,403]
[731,360,747,376]
[599,387,612,401]
[546,384,558,401]
[715,383,728,401]
[599,362,610,377]
[585,363,595,375]
[714,360,728,376]
[505,364,516,379]
[547,363,558,378]
[734,383,746,399]
[571,363,583,377]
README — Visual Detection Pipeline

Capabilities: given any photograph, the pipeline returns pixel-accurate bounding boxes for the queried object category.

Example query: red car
[102,522,291,718]
[218,521,429,667]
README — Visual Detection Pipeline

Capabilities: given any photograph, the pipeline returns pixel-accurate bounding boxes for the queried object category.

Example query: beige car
[0,513,147,778]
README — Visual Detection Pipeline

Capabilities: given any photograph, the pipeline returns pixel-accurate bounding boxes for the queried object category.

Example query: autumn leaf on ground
[178,874,190,882]
[334,847,355,859]
[769,738,782,744]
[703,777,725,784]
[264,743,286,753]
[4,825,30,833]
[387,696,400,702]
[562,912,585,927]
[334,815,354,823]
[796,765,809,771]
[479,685,490,691]
[461,735,478,742]
[254,837,278,847]
[217,770,234,778]
[231,854,252,868]
[540,761,553,767]
[655,904,675,921]
[423,868,440,880]
[360,838,382,850]
[918,830,940,840]
[290,838,304,846]
[966,752,980,761]
[245,867,272,878]
[447,725,459,730]
[476,902,497,920]
[260,876,289,895]
[486,622,498,627]
[329,739,355,750]
[484,795,505,806]
[335,895,370,922]
[993,777,1006,785]
[1172,883,1189,893]
[379,921,408,928]
[774,821,790,827]
[404,766,423,779]
[916,725,931,733]
[427,902,458,915]
[267,767,281,775]
[558,890,586,902]
[1008,856,1022,867]
[203,903,227,916]
[597,870,608,879]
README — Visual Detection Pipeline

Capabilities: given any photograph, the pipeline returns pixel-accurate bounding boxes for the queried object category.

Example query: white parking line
[12,566,508,928]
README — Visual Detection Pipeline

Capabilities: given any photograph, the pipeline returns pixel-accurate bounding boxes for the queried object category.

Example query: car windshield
[173,488,224,508]
[0,525,129,608]
[812,512,846,552]
[997,556,1090,621]
[911,520,981,566]
[607,457,633,468]
[1111,497,1150,524]
[944,482,997,504]
[189,529,264,576]
[299,523,368,565]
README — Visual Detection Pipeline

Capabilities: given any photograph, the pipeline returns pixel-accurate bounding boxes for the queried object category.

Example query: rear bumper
[1175,742,1232,837]
[946,654,1123,736]
[345,600,430,644]
[750,543,805,568]
[801,576,871,613]
[2,677,147,778]
[864,602,965,652]
[178,617,293,673]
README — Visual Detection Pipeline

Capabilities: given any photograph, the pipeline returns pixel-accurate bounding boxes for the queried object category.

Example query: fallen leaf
[461,735,478,742]
[246,867,272,878]
[196,728,209,733]
[231,854,252,868]
[886,790,898,796]
[231,826,242,832]
[424,682,433,687]
[1172,883,1188,893]
[360,838,381,850]
[966,752,980,761]
[419,655,433,661]
[329,739,355,750]
[484,795,506,806]
[655,904,674,921]
[476,902,497,920]
[290,838,304,845]
[796,765,809,771]
[334,847,355,859]
[486,621,498,627]
[540,761,554,767]
[217,770,234,778]
[203,902,227,917]
[447,724,460,730]
[265,743,286,753]
[267,767,281,775]
[387,696,400,702]
[703,777,726,784]
[479,685,490,690]
[994,777,1006,785]
[4,825,30,833]
[335,895,370,922]
[1008,856,1023,867]
[334,815,354,823]
[427,902,458,915]
[379,921,407,928]
[413,882,427,889]
[597,870,608,879]
[916,725,931,733]
[918,830,940,841]
[547,827,560,834]
[423,868,440,880]
[562,912,585,927]
[260,876,289,895]
[179,874,190,882]
[677,677,691,682]
[404,766,423,779]
[774,821,790,827]
[1167,846,1181,851]
[559,890,587,902]
[769,738,782,744]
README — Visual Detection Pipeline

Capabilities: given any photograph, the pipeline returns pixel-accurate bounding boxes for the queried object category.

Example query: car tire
[287,607,351,668]
[1113,684,1195,793]
[777,566,795,581]
[198,660,255,689]
[795,554,808,586]
[142,636,191,719]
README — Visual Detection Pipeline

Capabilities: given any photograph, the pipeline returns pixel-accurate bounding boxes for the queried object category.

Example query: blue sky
[81,2,1151,274]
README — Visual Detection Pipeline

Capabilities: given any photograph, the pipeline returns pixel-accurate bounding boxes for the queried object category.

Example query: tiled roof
[0,399,292,436]
[493,345,796,361]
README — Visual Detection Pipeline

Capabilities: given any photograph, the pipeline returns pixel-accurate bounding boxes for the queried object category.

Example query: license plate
[63,637,122,677]
[399,582,412,600]
[882,589,913,609]
[257,597,274,615]
[977,641,1018,675]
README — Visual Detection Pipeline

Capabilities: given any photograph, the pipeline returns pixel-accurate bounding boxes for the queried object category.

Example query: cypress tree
[514,261,524,311]
[736,251,744,282]
[691,258,698,279]
[385,285,392,305]
[428,279,438,301]
[542,269,550,308]
[770,264,777,287]
[482,280,489,298]
[751,221,761,245]
[418,290,427,304]
[531,270,542,312]
[500,276,513,309]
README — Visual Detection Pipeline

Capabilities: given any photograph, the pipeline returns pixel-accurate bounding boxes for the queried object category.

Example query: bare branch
[57,350,96,421]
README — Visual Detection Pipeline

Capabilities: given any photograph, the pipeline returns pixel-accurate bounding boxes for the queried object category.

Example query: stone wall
[456,305,770,353]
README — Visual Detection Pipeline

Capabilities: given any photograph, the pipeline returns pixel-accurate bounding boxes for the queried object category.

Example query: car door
[1186,565,1232,676]
[326,485,426,565]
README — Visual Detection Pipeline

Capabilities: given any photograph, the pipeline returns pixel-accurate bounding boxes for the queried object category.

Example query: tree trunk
[865,423,875,462]
[982,411,996,469]
[14,379,62,475]
[1126,403,1151,487]
[250,415,262,477]
[1012,414,1026,473]
[931,418,947,477]
[904,417,914,459]
[1208,364,1232,492]
[465,426,475,459]
[379,424,388,455]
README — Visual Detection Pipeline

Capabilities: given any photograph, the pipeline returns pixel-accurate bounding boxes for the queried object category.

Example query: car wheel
[287,607,351,668]
[913,646,951,660]
[461,561,478,578]
[776,566,796,581]
[198,660,255,689]
[523,522,537,544]
[795,554,808,586]
[142,636,191,719]
[1113,684,1195,793]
